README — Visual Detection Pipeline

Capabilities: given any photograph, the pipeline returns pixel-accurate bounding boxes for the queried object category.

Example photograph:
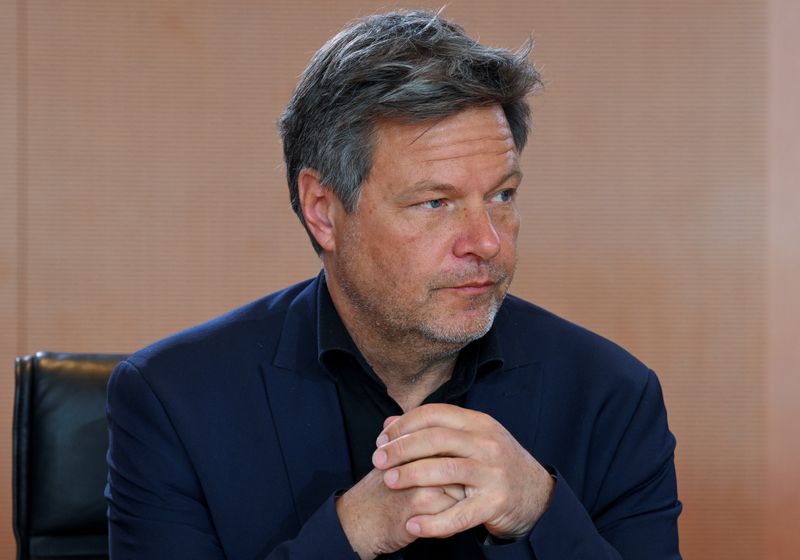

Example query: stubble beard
[333,253,514,353]
[328,214,517,359]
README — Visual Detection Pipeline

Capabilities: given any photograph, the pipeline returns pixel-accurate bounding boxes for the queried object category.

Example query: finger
[442,484,467,501]
[378,403,491,444]
[383,456,484,490]
[372,427,483,470]
[406,497,487,539]
[407,486,460,516]
[375,416,401,446]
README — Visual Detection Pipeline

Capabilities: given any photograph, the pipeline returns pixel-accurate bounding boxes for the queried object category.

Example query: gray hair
[279,10,542,253]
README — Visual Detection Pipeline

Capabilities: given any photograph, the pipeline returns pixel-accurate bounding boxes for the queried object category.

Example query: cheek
[382,228,447,287]
[391,233,430,273]
[507,215,520,244]
[493,209,520,246]
[360,224,421,279]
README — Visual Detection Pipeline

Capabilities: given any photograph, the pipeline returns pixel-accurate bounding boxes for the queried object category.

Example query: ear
[297,169,342,252]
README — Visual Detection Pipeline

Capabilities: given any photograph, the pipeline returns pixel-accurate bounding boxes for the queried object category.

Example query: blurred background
[1,0,798,557]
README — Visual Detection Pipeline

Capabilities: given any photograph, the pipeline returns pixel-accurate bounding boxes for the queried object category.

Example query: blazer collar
[262,273,353,523]
[272,274,322,372]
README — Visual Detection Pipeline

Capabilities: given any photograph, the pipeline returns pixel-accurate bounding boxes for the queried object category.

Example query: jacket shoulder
[496,294,653,395]
[119,277,316,385]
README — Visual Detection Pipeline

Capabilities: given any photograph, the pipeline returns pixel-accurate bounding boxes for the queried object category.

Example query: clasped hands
[335,403,555,559]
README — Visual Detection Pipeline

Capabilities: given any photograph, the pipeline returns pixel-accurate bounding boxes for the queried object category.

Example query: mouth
[440,279,497,295]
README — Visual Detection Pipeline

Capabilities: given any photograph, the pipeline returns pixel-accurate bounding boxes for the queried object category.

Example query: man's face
[326,105,521,346]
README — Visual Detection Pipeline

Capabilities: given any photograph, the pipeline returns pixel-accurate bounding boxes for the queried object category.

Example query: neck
[351,327,459,412]
[324,273,463,411]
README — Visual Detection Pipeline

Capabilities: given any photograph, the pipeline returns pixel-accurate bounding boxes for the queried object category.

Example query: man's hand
[371,403,555,540]
[335,468,466,559]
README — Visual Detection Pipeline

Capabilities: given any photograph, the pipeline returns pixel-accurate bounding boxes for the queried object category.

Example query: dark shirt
[316,276,504,558]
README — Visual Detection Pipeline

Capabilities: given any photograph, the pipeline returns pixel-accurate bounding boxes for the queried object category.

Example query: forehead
[367,105,518,188]
[375,106,514,158]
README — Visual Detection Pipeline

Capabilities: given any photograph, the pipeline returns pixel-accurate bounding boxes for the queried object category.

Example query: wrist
[335,490,378,560]
[488,464,556,540]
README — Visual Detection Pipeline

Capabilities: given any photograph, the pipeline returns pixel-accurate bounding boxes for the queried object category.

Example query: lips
[432,267,508,293]
[452,280,495,289]
[433,272,505,291]
[436,279,498,295]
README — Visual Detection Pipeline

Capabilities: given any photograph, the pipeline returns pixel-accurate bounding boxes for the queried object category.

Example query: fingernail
[407,521,421,535]
[372,449,387,468]
[376,433,389,446]
[385,469,399,485]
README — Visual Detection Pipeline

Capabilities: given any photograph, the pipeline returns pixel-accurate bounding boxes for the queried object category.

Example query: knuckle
[482,436,503,458]
[472,410,493,428]
[414,487,452,510]
[409,488,433,508]
[383,426,397,442]
[441,458,460,480]
[420,404,439,423]
[391,435,408,458]
[431,427,451,449]
[400,463,418,484]
[452,508,473,531]
[384,418,401,438]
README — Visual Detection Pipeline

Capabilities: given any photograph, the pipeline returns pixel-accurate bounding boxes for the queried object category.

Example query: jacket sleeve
[106,360,359,559]
[463,369,681,560]
[525,369,681,559]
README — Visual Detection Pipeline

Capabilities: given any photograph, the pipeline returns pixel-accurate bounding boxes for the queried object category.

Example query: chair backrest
[13,352,127,560]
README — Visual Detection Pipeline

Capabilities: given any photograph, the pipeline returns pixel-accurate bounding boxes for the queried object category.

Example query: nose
[452,206,502,261]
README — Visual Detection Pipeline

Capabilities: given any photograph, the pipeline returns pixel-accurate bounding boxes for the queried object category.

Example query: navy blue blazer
[106,275,681,559]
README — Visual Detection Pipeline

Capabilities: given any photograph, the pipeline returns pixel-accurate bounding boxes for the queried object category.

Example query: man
[106,10,681,559]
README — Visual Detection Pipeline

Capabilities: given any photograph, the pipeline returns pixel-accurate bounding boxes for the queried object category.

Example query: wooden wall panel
[0,1,20,555]
[518,3,767,557]
[22,1,319,353]
[3,1,795,558]
[768,1,800,557]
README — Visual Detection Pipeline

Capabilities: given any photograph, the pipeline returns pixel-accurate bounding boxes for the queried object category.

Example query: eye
[492,189,515,203]
[420,199,445,209]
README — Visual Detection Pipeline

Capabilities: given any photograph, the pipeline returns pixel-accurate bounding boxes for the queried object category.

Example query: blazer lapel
[261,278,352,524]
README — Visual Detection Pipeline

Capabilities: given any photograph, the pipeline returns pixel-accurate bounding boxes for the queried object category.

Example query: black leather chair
[13,352,126,560]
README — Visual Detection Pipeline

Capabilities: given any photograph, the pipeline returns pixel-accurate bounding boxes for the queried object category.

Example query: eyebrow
[405,168,523,196]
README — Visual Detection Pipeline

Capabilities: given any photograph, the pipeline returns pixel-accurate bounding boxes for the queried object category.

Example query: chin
[419,307,499,346]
